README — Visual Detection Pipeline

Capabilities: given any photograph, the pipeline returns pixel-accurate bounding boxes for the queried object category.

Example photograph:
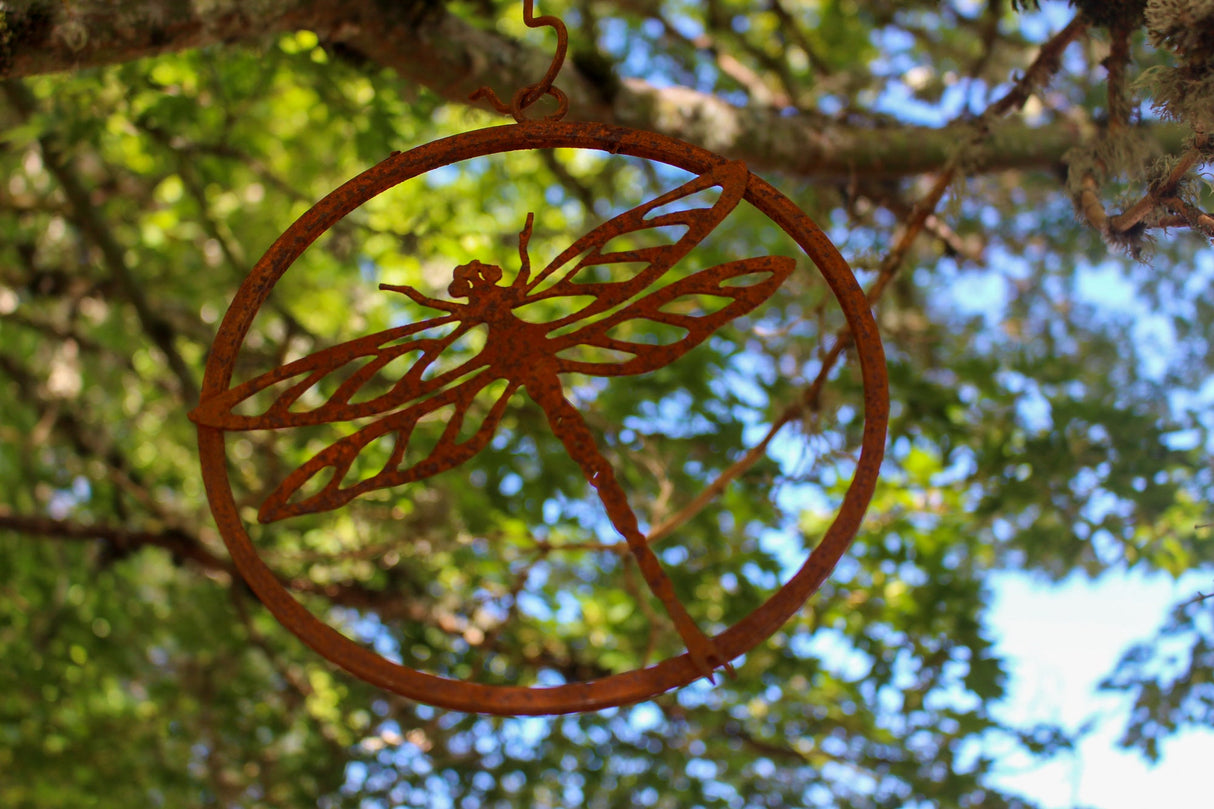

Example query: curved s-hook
[469,0,570,122]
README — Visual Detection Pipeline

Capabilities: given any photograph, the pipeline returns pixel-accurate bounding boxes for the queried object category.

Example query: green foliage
[0,2,1212,808]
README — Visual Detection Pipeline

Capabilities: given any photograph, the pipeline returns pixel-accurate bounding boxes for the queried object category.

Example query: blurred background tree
[0,1,1211,806]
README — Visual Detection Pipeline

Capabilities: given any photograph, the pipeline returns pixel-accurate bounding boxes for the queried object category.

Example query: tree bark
[0,0,1190,178]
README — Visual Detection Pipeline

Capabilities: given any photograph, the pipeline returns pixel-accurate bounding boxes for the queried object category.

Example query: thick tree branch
[0,509,234,572]
[0,506,446,621]
[0,0,323,76]
[0,0,1189,179]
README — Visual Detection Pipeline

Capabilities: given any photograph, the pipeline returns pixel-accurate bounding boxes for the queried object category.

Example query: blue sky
[987,569,1213,807]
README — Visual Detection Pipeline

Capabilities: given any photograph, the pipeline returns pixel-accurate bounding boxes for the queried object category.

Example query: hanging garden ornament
[190,1,888,715]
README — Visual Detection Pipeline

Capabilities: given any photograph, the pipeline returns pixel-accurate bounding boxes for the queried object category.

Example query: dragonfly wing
[259,371,521,522]
[189,314,482,429]
[552,255,794,377]
[522,160,750,325]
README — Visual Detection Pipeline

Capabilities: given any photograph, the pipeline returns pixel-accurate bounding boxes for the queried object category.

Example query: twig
[1156,213,1214,229]
[855,183,986,262]
[1181,590,1212,608]
[611,0,788,106]
[1109,142,1207,233]
[769,0,833,78]
[621,555,662,666]
[471,558,537,667]
[539,150,598,212]
[1162,195,1214,239]
[966,0,1004,79]
[982,15,1088,121]
[533,538,627,554]
[648,168,953,546]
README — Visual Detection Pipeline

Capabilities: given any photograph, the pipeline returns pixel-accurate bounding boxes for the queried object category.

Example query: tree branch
[0,0,323,77]
[0,506,450,623]
[0,0,1189,180]
[1110,137,1208,233]
[0,509,234,573]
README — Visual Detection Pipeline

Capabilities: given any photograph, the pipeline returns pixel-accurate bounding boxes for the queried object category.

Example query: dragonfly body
[524,374,727,675]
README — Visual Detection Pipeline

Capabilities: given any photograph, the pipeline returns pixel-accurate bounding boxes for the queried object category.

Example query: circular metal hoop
[196,121,889,715]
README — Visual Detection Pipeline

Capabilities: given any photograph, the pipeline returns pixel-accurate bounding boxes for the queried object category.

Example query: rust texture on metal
[468,0,570,122]
[190,2,889,716]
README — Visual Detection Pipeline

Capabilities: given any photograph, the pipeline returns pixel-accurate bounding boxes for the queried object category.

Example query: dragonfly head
[448,260,503,299]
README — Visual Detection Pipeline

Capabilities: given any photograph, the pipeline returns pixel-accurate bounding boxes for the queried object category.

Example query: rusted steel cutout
[191,121,889,715]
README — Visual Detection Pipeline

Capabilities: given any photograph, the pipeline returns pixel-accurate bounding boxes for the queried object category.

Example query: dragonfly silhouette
[190,160,793,678]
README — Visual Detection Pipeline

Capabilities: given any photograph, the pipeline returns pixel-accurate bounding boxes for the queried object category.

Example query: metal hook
[469,0,569,122]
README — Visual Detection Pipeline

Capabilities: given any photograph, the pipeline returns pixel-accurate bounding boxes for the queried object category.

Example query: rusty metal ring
[196,120,889,716]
